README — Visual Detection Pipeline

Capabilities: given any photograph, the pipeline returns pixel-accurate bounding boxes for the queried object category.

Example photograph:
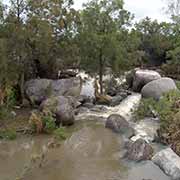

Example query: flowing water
[0,72,171,180]
[0,120,170,180]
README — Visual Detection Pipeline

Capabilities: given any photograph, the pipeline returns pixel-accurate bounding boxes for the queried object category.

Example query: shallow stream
[0,72,171,180]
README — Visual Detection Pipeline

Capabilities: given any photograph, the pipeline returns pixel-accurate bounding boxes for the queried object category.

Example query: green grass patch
[0,129,17,140]
[54,127,67,140]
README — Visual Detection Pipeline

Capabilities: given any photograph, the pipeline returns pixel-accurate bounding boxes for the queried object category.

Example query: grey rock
[105,114,135,138]
[75,107,89,115]
[83,102,94,109]
[51,77,82,97]
[152,148,180,180]
[141,77,177,100]
[110,95,124,106]
[91,105,108,113]
[132,69,161,92]
[25,79,52,104]
[40,96,77,126]
[25,77,82,105]
[126,138,154,161]
[127,161,171,180]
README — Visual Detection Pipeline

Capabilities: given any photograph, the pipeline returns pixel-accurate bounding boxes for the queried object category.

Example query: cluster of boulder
[105,114,154,161]
[125,68,180,179]
[24,68,180,179]
[25,77,82,126]
[105,113,180,179]
[126,68,177,100]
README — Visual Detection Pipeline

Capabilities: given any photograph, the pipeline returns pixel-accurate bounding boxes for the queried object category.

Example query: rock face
[40,96,80,126]
[141,77,177,100]
[105,114,135,138]
[132,69,161,92]
[126,139,154,161]
[152,148,180,180]
[25,77,82,104]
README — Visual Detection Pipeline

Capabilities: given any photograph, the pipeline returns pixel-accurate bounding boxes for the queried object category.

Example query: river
[0,72,171,180]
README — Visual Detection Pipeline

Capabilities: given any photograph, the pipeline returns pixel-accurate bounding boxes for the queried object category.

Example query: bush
[29,111,56,134]
[134,97,157,120]
[135,90,180,155]
[42,114,56,134]
[4,86,17,108]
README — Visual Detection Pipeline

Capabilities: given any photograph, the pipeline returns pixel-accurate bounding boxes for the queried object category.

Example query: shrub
[4,86,17,108]
[29,111,56,134]
[135,90,180,155]
[134,97,157,120]
[42,114,56,134]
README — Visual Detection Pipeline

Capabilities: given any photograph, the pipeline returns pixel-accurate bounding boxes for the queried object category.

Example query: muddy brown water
[0,120,170,180]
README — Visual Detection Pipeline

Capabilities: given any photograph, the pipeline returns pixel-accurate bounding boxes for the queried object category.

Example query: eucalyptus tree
[78,0,132,94]
[26,0,80,78]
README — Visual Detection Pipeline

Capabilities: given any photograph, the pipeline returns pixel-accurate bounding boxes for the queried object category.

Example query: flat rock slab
[152,148,180,180]
[127,161,171,180]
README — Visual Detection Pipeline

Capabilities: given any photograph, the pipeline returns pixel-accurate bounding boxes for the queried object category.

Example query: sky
[3,0,170,22]
[73,0,170,22]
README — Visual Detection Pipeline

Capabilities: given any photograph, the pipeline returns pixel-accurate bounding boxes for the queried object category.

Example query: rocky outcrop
[125,139,154,161]
[152,148,180,180]
[141,77,177,100]
[126,69,161,92]
[105,114,135,138]
[25,77,82,104]
[40,96,80,126]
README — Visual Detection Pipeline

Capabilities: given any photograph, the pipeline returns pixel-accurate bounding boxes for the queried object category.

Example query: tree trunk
[99,50,103,95]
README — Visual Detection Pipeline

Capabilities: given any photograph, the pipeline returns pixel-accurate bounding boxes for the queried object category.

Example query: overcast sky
[3,0,170,22]
[73,0,170,22]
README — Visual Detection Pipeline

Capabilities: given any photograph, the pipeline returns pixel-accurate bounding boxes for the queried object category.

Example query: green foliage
[54,127,67,140]
[135,90,180,125]
[135,17,173,66]
[5,86,17,107]
[134,98,157,120]
[135,90,180,156]
[176,81,180,90]
[0,106,11,122]
[42,114,56,134]
[29,111,56,134]
[0,129,17,140]
[78,0,133,92]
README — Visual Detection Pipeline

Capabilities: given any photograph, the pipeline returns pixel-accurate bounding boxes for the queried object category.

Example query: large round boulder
[25,79,52,105]
[105,114,135,138]
[152,148,180,180]
[133,69,161,92]
[51,77,82,97]
[25,77,82,104]
[40,96,80,126]
[125,139,154,161]
[141,77,177,100]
